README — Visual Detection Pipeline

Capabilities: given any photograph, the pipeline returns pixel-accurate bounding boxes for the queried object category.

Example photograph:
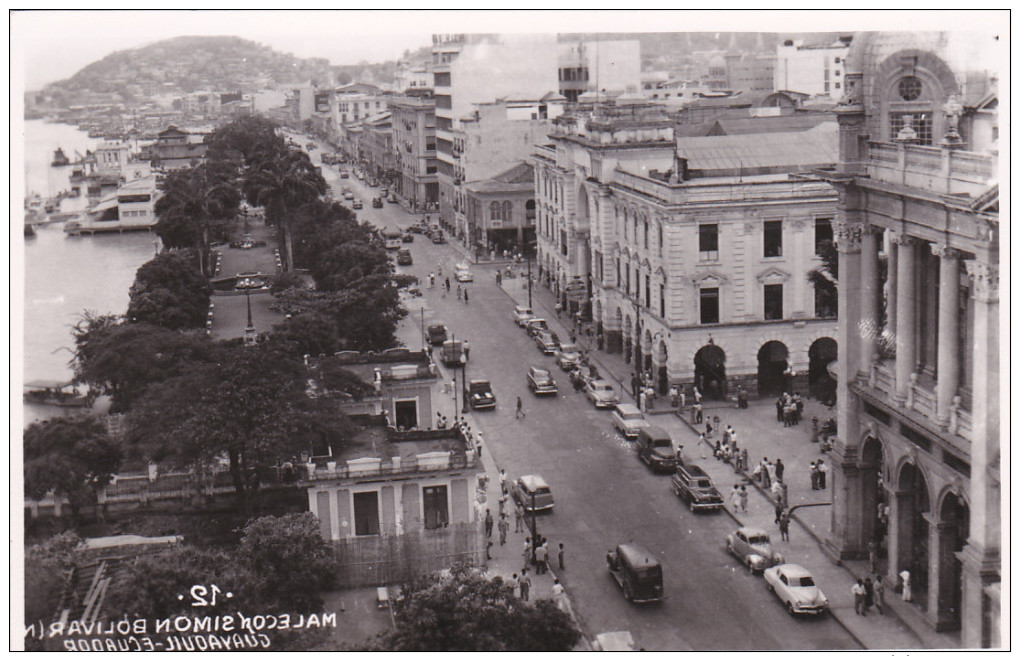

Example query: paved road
[308,139,860,650]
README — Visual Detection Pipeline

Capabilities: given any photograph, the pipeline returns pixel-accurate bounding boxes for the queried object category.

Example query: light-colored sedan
[610,403,648,439]
[555,343,582,370]
[763,564,829,615]
[455,263,474,282]
[534,331,558,354]
[512,306,536,327]
[726,527,785,573]
[585,379,619,408]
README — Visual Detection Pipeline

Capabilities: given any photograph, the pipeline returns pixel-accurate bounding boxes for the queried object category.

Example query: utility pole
[421,306,425,351]
[527,255,533,308]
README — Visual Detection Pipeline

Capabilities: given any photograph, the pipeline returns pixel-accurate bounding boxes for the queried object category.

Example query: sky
[11,9,1005,92]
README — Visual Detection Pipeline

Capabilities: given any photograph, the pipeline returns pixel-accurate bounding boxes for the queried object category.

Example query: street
[311,142,859,650]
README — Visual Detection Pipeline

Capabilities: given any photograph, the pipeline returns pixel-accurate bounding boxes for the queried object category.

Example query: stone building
[464,161,536,255]
[389,94,439,212]
[817,32,999,645]
[534,104,840,397]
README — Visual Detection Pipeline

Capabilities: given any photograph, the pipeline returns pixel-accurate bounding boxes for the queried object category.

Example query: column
[891,234,918,401]
[932,245,962,423]
[885,231,898,336]
[859,226,880,377]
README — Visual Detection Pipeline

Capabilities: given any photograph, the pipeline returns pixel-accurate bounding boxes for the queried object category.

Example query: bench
[376,586,390,609]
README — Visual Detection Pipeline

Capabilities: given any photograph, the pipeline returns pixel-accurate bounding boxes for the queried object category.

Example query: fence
[332,523,485,589]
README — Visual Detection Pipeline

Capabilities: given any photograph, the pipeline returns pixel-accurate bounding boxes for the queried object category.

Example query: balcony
[867,142,997,199]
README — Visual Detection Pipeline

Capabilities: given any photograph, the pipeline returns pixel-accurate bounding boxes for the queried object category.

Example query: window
[763,220,783,257]
[625,263,631,294]
[503,201,513,224]
[616,259,621,288]
[814,218,833,255]
[897,76,922,101]
[699,224,719,261]
[490,201,500,224]
[700,288,719,324]
[645,275,651,309]
[660,284,666,318]
[835,83,841,89]
[658,222,664,253]
[353,492,380,536]
[814,283,837,318]
[764,284,784,320]
[560,230,568,257]
[423,485,449,529]
[425,140,436,151]
[595,251,604,282]
[643,220,649,249]
[890,113,933,145]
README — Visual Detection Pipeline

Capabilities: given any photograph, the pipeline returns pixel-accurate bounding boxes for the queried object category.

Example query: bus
[383,229,403,250]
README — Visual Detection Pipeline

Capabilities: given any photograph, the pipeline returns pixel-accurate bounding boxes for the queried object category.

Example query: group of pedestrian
[809,459,829,490]
[852,576,885,615]
[729,484,749,513]
[776,392,804,427]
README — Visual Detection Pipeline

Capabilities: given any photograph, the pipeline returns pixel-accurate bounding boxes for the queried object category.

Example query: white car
[455,263,474,282]
[763,564,829,615]
[554,343,582,370]
[512,306,536,326]
[585,379,619,408]
[610,403,649,439]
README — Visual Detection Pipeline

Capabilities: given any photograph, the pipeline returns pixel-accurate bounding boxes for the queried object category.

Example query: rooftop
[465,161,535,194]
[675,123,838,176]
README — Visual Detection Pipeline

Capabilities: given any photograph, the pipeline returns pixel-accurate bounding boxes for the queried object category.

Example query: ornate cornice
[888,232,921,247]
[834,221,863,254]
[964,260,999,302]
[929,244,964,260]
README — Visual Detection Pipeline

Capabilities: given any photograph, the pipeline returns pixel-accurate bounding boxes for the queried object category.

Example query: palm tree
[244,147,326,272]
[155,162,240,277]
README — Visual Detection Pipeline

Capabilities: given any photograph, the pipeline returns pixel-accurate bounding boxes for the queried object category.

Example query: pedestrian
[463,340,470,360]
[697,432,709,459]
[874,575,886,614]
[775,458,785,483]
[730,484,741,512]
[864,577,875,613]
[783,403,793,427]
[509,573,520,598]
[535,541,548,574]
[739,485,749,513]
[741,448,749,474]
[476,432,484,458]
[631,373,639,399]
[818,460,828,489]
[900,569,912,602]
[810,460,820,490]
[676,444,685,466]
[678,387,686,410]
[780,483,789,509]
[738,386,748,409]
[551,578,566,611]
[776,396,784,422]
[520,569,532,601]
[693,385,702,405]
[445,277,451,292]
[778,510,790,542]
[464,288,469,304]
[484,509,493,538]
[558,542,565,571]
[523,537,532,571]
[498,513,509,545]
[669,385,679,408]
[852,579,867,615]
[694,401,703,424]
[774,494,784,525]
[514,503,525,533]
[500,468,508,495]
[765,459,776,488]
[516,396,526,419]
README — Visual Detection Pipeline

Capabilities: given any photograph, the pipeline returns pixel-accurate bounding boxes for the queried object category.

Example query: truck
[440,339,465,367]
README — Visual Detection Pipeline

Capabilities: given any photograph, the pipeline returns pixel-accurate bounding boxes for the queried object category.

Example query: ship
[51,147,71,166]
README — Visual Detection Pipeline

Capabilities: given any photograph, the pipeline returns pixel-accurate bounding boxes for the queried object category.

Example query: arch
[694,343,727,400]
[757,340,789,397]
[502,200,513,223]
[896,461,932,611]
[861,433,889,570]
[935,490,968,627]
[525,199,535,211]
[808,337,838,404]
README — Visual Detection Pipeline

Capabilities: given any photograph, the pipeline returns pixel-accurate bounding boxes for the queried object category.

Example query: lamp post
[461,354,470,414]
[238,276,259,347]
[527,255,533,308]
[529,489,539,565]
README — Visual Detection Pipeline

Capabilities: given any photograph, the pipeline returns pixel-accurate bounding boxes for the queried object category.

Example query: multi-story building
[395,59,433,92]
[464,161,537,256]
[817,32,999,645]
[446,98,564,240]
[144,125,207,169]
[389,94,439,212]
[535,103,840,397]
[775,37,853,100]
[557,40,642,103]
[724,53,777,93]
[360,112,394,187]
[432,33,559,238]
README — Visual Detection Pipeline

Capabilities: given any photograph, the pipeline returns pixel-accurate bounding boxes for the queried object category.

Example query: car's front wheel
[786,602,795,616]
[623,582,633,601]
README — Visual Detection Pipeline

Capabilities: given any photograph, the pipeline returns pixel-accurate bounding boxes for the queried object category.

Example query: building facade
[818,32,999,645]
[724,53,777,93]
[464,161,536,255]
[558,40,642,103]
[775,37,852,100]
[389,95,439,212]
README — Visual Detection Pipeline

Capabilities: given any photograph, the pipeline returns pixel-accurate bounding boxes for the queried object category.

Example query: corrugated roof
[677,123,838,174]
[710,113,834,136]
[466,161,535,194]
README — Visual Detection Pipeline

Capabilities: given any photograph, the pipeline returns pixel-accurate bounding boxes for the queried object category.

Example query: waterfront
[23,119,100,200]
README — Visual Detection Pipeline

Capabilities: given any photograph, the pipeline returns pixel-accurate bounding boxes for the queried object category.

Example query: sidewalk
[498,275,960,651]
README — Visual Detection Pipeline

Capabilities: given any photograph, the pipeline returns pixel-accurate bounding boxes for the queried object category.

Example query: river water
[19,120,158,426]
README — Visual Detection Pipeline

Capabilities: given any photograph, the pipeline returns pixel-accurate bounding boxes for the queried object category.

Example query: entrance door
[808,337,838,403]
[757,341,789,396]
[395,399,418,429]
[694,344,727,399]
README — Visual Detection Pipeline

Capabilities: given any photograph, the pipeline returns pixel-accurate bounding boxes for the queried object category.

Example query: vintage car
[585,379,619,408]
[352,198,363,209]
[467,379,496,410]
[554,342,582,370]
[512,306,536,326]
[610,403,649,439]
[454,263,474,282]
[396,249,413,266]
[527,366,558,395]
[524,318,549,338]
[671,463,724,511]
[763,564,829,615]
[607,543,663,604]
[372,197,384,208]
[534,331,558,354]
[512,474,554,512]
[342,189,354,200]
[401,231,414,243]
[427,322,448,346]
[636,426,676,473]
[725,527,785,574]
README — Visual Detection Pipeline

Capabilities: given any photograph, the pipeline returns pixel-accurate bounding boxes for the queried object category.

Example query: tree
[370,564,581,650]
[128,250,212,330]
[126,342,354,516]
[245,147,326,272]
[24,416,122,519]
[237,513,335,613]
[204,115,284,165]
[24,532,84,650]
[807,239,839,319]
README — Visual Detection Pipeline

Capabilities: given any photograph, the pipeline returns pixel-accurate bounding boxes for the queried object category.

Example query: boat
[52,147,71,166]
[24,223,36,237]
[23,380,91,408]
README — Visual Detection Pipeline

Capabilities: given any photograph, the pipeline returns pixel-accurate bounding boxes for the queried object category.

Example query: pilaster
[891,233,920,403]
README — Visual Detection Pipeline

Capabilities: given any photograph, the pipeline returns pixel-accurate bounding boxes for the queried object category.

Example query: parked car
[441,340,465,367]
[763,564,829,615]
[569,363,597,388]
[534,331,558,354]
[401,232,414,243]
[524,318,549,337]
[455,263,474,282]
[610,403,649,439]
[527,366,558,395]
[396,249,413,266]
[636,426,677,473]
[467,379,496,409]
[431,231,446,244]
[512,306,536,326]
[352,198,363,209]
[607,544,664,604]
[372,197,384,208]
[427,322,448,346]
[387,195,399,204]
[671,463,724,511]
[555,343,582,370]
[342,189,354,200]
[409,222,428,234]
[340,171,350,179]
[512,474,554,512]
[725,527,785,574]
[585,379,619,408]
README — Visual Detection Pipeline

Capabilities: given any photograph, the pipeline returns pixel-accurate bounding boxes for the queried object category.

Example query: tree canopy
[369,564,581,651]
[127,250,212,330]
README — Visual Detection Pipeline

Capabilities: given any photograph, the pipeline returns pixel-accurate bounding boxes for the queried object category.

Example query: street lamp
[237,275,260,347]
[461,354,470,414]
[529,489,539,565]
